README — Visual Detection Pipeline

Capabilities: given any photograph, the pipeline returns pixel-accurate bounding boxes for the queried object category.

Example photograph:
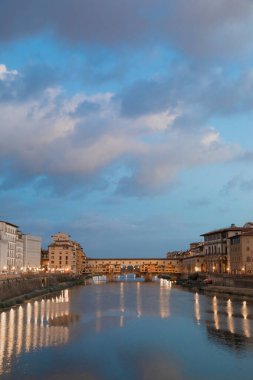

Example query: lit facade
[41,249,49,270]
[23,234,42,271]
[0,240,8,273]
[0,221,18,272]
[201,223,253,274]
[16,232,24,272]
[48,233,86,274]
[230,231,253,274]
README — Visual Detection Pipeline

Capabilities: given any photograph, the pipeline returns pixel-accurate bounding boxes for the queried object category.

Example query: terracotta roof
[201,226,251,236]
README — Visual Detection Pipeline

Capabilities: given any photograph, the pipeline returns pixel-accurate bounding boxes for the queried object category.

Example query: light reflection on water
[1,281,253,379]
[0,289,73,376]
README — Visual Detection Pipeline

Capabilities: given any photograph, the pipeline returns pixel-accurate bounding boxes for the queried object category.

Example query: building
[0,239,8,273]
[201,223,253,274]
[23,234,42,271]
[0,221,18,272]
[181,242,205,274]
[41,249,49,270]
[16,231,24,272]
[74,241,87,275]
[48,232,86,274]
[230,231,253,274]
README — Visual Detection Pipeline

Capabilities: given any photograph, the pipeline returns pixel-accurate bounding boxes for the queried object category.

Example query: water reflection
[212,296,219,330]
[87,279,172,334]
[194,292,201,324]
[242,301,251,338]
[204,294,253,352]
[159,279,171,318]
[2,282,253,379]
[0,290,72,376]
[136,282,142,318]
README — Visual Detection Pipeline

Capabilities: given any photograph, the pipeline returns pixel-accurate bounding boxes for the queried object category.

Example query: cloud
[220,174,253,195]
[0,61,246,198]
[0,63,59,102]
[1,0,253,59]
[0,64,17,80]
[71,100,101,117]
[116,65,253,122]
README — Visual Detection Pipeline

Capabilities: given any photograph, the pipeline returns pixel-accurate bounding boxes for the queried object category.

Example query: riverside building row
[168,222,253,275]
[0,220,41,273]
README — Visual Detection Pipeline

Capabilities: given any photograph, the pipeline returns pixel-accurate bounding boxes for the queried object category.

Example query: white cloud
[201,130,220,146]
[0,64,18,80]
[0,79,241,195]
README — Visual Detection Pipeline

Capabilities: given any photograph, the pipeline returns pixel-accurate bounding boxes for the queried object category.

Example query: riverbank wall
[204,273,253,289]
[178,272,253,299]
[0,274,85,309]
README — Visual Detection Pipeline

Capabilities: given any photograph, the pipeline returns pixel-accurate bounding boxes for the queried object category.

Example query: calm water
[1,280,253,379]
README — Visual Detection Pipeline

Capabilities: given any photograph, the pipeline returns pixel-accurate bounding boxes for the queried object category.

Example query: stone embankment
[0,274,86,309]
[176,272,253,299]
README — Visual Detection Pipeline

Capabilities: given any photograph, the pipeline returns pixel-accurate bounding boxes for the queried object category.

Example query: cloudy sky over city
[1,0,253,257]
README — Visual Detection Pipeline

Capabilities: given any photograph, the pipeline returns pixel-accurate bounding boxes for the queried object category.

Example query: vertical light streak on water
[64,291,70,318]
[40,299,45,348]
[119,282,125,328]
[33,301,39,349]
[41,299,45,325]
[212,296,219,330]
[64,290,70,343]
[46,299,50,322]
[120,283,125,313]
[56,296,60,318]
[194,292,201,324]
[16,306,24,355]
[159,280,171,318]
[51,299,57,345]
[64,289,69,303]
[227,299,234,334]
[51,297,55,320]
[95,289,102,333]
[0,312,7,375]
[136,282,142,318]
[45,300,51,347]
[242,301,250,338]
[7,308,15,359]
[26,303,32,352]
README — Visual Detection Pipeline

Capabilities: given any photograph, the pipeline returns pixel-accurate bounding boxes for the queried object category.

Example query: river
[0,279,253,379]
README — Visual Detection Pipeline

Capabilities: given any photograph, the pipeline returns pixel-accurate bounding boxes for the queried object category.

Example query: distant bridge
[83,258,182,281]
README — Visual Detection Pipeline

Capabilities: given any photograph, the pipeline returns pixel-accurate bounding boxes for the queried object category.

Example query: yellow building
[230,231,253,275]
[48,233,86,274]
[179,242,205,274]
[201,224,253,274]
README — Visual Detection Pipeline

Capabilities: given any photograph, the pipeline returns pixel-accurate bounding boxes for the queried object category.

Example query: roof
[0,220,19,228]
[229,230,253,238]
[201,226,250,236]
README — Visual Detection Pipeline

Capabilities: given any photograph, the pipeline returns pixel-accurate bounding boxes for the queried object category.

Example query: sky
[1,0,253,258]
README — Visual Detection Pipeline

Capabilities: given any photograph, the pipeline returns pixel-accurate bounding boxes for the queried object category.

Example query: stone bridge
[83,258,182,281]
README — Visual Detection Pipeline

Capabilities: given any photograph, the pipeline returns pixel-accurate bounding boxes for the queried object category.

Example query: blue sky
[1,0,253,257]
